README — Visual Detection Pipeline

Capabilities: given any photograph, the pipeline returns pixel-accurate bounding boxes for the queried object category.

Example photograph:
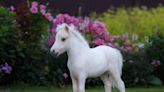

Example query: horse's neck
[67,38,89,60]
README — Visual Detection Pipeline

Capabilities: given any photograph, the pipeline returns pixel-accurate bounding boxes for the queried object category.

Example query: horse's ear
[65,26,69,33]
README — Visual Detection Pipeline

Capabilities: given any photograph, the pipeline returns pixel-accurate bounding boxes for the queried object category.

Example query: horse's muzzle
[50,50,59,58]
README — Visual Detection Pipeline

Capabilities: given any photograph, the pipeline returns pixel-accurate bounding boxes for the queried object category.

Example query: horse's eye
[61,38,66,42]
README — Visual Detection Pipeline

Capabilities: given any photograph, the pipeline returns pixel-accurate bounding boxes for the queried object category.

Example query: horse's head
[50,23,72,57]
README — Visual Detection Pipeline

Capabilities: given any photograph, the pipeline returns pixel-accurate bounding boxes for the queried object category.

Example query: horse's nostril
[52,50,55,53]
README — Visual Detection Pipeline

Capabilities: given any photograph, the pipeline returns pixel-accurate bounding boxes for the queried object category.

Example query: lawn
[1,86,164,92]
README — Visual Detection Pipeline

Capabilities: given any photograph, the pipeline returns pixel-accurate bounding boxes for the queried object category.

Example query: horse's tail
[111,49,123,88]
[115,49,123,75]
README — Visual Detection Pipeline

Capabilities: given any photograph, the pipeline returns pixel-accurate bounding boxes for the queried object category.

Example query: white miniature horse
[50,23,125,92]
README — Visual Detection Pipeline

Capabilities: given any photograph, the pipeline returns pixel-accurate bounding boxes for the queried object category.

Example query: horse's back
[92,45,123,72]
[75,45,123,77]
[93,45,119,60]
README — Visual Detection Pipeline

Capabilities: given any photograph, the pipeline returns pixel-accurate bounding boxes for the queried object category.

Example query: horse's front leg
[70,73,78,92]
[77,75,86,92]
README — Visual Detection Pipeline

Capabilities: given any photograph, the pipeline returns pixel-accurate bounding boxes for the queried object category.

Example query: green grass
[1,86,164,92]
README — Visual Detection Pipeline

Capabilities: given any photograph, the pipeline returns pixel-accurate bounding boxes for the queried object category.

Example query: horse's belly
[86,56,108,77]
[87,68,107,77]
[87,66,108,77]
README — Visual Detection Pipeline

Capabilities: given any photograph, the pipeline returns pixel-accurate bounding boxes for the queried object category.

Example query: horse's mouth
[50,51,59,58]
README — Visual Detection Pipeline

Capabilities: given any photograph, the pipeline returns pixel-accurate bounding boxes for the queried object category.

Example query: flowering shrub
[29,1,71,86]
[49,14,109,46]
[121,32,164,87]
[114,33,144,53]
[50,14,110,47]
[30,1,53,21]
[50,13,144,54]
[0,2,53,85]
[0,6,17,84]
[121,51,155,87]
[28,1,144,54]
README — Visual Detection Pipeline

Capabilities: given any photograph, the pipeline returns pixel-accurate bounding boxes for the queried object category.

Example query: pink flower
[103,29,109,36]
[50,28,56,35]
[123,40,131,46]
[95,28,103,35]
[109,36,115,42]
[30,6,38,14]
[32,1,38,7]
[52,13,80,30]
[94,38,104,46]
[40,9,46,15]
[63,73,68,79]
[103,35,110,42]
[45,13,53,21]
[78,17,90,33]
[53,19,56,23]
[55,14,65,23]
[108,43,117,48]
[88,21,109,36]
[40,5,46,10]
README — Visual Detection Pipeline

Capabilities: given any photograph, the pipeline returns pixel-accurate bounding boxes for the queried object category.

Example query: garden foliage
[145,32,164,85]
[98,7,164,42]
[0,2,70,87]
[0,6,18,85]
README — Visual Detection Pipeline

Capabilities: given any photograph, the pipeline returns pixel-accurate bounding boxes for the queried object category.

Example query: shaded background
[0,0,164,15]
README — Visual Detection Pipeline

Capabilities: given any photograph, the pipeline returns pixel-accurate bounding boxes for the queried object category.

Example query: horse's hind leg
[100,73,112,92]
[109,69,125,92]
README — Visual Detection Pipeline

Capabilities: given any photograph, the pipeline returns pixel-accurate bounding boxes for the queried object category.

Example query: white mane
[69,24,89,47]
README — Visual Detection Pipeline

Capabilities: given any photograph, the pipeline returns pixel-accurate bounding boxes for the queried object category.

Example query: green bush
[0,6,18,85]
[0,4,50,85]
[121,32,164,87]
[14,3,51,85]
[145,32,164,84]
[122,51,155,87]
[98,6,164,42]
[0,4,70,86]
